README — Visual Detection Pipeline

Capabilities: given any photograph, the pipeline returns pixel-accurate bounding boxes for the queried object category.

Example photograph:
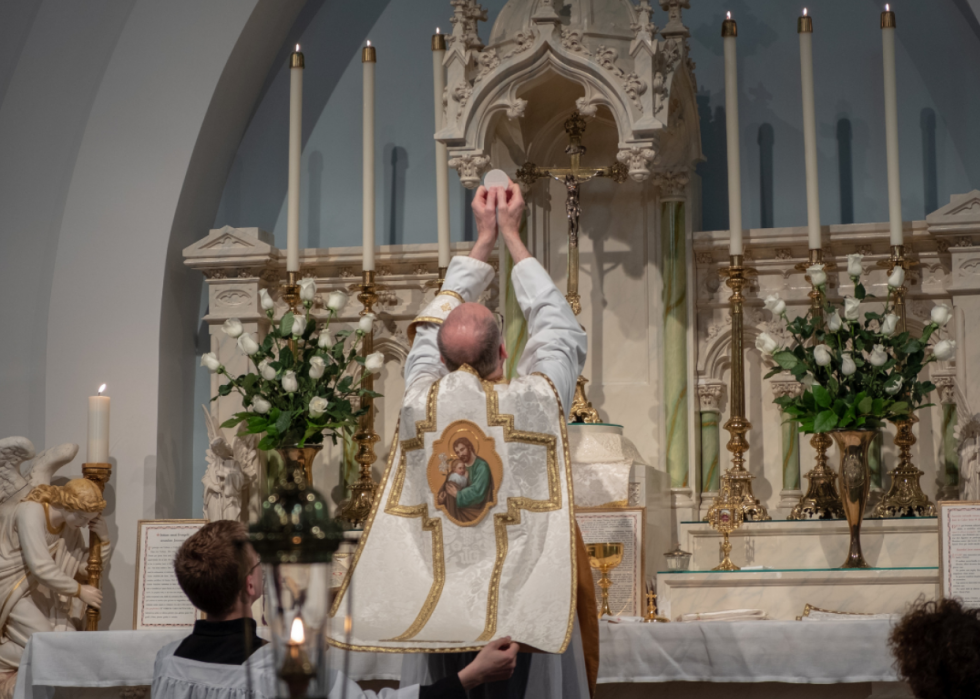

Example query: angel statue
[202,406,260,523]
[955,386,980,501]
[0,437,110,692]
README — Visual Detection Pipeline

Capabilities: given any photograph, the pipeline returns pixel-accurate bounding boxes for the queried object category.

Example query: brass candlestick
[586,542,624,618]
[790,249,845,520]
[82,461,112,631]
[871,245,936,518]
[643,585,670,623]
[713,255,769,521]
[338,270,382,526]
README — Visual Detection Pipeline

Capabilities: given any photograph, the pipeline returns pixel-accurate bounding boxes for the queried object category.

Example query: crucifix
[515,111,628,423]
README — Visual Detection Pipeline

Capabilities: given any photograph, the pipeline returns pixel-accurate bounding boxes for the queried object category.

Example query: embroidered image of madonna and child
[427,421,503,527]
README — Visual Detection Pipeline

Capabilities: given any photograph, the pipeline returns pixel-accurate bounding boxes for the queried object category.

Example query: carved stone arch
[373,336,410,368]
[698,324,776,383]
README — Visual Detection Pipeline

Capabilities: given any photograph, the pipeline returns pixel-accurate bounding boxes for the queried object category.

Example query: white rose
[291,314,306,337]
[200,352,221,373]
[358,313,375,334]
[237,332,260,356]
[326,291,348,312]
[309,355,326,380]
[801,371,817,389]
[814,344,832,367]
[259,288,275,311]
[258,358,277,381]
[318,330,334,349]
[222,318,244,338]
[881,313,899,336]
[365,352,385,374]
[934,339,957,361]
[844,296,861,321]
[807,264,827,287]
[755,332,779,356]
[885,375,904,395]
[253,397,271,414]
[930,303,952,327]
[299,278,316,302]
[282,370,298,393]
[869,344,888,367]
[827,310,843,332]
[847,253,864,279]
[308,396,328,418]
[764,293,785,315]
[841,352,856,376]
[887,267,905,289]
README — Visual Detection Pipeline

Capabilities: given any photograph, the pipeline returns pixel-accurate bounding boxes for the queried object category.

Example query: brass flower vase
[272,445,321,491]
[830,430,877,569]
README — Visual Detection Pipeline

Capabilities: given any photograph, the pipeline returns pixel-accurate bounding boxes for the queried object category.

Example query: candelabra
[711,255,769,521]
[789,249,845,520]
[871,245,936,518]
[82,461,112,630]
[338,270,383,526]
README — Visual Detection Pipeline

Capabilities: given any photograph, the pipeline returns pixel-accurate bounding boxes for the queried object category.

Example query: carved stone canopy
[437,0,702,187]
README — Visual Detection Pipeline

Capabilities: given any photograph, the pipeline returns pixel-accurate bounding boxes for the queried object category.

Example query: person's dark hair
[889,597,980,699]
[174,520,251,617]
[437,313,500,378]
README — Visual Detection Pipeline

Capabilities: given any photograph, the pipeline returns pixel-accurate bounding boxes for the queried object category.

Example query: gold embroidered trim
[437,289,464,303]
[43,503,65,535]
[412,316,444,326]
[597,499,630,509]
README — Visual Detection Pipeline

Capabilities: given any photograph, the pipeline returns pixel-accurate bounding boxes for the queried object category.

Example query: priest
[329,180,597,697]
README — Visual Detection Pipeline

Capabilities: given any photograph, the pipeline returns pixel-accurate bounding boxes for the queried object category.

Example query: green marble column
[662,196,689,489]
[781,411,801,491]
[697,383,724,494]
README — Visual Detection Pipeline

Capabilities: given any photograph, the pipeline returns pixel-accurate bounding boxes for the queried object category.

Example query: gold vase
[272,445,321,490]
[829,430,877,569]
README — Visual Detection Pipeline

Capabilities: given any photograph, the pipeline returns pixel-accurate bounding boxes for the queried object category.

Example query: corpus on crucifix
[515,110,628,423]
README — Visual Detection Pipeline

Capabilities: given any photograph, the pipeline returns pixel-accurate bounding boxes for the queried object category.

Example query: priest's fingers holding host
[472,185,499,240]
[459,636,519,690]
[497,181,525,237]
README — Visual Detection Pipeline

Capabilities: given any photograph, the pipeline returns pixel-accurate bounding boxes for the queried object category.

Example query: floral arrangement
[757,254,954,433]
[200,279,384,450]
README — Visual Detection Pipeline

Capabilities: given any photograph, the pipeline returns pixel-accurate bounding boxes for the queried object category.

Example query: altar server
[330,181,598,698]
[152,520,517,699]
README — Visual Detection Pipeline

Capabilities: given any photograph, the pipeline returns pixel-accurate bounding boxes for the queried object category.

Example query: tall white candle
[88,385,110,463]
[722,14,743,256]
[362,42,376,271]
[287,46,304,273]
[798,10,821,249]
[881,6,903,246]
[432,30,450,270]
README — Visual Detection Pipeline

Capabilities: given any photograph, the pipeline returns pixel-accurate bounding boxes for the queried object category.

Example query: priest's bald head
[437,303,507,380]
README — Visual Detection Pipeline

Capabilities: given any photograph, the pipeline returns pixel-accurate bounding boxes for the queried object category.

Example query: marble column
[936,376,960,501]
[697,381,725,517]
[657,171,691,499]
[771,378,803,513]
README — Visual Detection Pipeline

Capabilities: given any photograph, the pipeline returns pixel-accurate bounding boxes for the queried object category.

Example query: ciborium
[586,542,624,618]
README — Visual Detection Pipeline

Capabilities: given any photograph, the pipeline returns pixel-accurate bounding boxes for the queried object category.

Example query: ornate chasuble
[328,365,578,654]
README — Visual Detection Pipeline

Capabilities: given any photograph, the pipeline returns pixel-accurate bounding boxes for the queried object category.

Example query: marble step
[656,567,938,621]
[678,517,937,571]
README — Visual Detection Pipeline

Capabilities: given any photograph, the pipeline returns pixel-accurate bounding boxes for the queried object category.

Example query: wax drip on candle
[98,384,106,395]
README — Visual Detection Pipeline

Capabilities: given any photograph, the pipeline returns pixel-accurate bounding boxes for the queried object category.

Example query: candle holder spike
[871,245,935,518]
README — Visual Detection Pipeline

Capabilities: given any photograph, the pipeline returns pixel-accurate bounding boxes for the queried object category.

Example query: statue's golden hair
[23,478,106,513]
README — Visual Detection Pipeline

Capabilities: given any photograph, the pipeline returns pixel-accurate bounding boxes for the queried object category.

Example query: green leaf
[812,385,832,408]
[257,435,277,451]
[872,398,885,414]
[891,401,909,415]
[220,414,248,429]
[218,382,233,397]
[280,312,295,337]
[275,410,292,435]
[772,350,799,371]
[858,396,873,414]
[855,283,867,300]
[901,340,922,355]
[814,410,839,433]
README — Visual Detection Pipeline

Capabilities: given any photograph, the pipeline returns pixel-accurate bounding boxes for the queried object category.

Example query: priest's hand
[458,636,519,690]
[498,182,530,263]
[79,584,103,609]
[470,186,499,263]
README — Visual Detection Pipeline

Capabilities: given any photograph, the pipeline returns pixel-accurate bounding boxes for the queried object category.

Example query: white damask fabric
[328,368,577,654]
[567,425,648,508]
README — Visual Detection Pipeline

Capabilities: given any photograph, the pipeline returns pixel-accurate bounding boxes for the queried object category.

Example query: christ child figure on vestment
[437,437,493,524]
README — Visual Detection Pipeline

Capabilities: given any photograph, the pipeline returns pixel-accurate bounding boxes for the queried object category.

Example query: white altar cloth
[12,620,900,698]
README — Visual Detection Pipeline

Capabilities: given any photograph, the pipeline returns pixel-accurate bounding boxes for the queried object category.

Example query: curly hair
[174,520,252,617]
[889,597,980,699]
[23,479,106,513]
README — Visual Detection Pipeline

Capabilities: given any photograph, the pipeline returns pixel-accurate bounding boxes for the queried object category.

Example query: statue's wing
[233,432,260,481]
[202,404,220,443]
[25,443,79,490]
[952,385,980,444]
[0,437,35,504]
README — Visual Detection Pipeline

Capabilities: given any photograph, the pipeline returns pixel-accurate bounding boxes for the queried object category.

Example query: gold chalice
[586,542,624,618]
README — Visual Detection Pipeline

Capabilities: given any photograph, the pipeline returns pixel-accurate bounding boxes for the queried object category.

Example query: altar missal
[576,508,643,617]
[940,502,980,607]
[134,520,205,629]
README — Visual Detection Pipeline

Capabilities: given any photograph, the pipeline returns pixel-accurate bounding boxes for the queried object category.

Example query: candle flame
[290,617,305,644]
[885,3,889,10]
[803,8,808,16]
[295,44,300,52]
[726,11,731,19]
[366,40,372,47]
[98,384,106,395]
[436,27,441,34]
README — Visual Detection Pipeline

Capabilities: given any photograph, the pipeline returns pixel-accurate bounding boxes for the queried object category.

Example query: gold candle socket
[82,461,112,631]
[431,34,446,51]
[789,249,845,520]
[362,45,376,63]
[798,15,813,33]
[713,255,769,521]
[338,270,382,527]
[290,52,304,69]
[871,245,935,518]
[881,10,896,29]
[721,18,737,37]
